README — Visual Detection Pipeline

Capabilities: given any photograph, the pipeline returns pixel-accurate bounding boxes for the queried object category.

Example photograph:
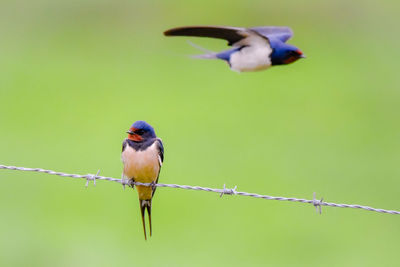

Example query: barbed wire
[1,164,399,215]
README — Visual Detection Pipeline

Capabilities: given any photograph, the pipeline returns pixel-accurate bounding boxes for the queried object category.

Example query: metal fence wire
[0,164,399,215]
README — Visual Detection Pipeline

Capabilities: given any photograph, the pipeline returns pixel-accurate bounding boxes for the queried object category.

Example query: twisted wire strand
[1,164,399,215]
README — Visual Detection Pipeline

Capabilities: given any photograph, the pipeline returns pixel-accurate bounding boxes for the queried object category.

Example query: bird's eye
[135,129,145,135]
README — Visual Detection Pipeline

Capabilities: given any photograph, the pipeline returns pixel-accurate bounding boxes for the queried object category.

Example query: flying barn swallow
[121,121,164,240]
[164,25,305,72]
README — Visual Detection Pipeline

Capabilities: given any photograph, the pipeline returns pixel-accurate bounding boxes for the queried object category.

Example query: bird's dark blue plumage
[268,38,303,65]
[249,26,293,42]
[216,47,242,61]
[131,120,156,138]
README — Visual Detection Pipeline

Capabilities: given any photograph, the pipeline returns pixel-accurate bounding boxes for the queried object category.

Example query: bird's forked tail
[139,199,152,240]
[187,40,218,59]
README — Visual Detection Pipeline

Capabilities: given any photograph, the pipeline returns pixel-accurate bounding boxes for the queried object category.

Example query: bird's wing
[151,138,164,198]
[156,138,164,167]
[164,26,269,47]
[121,139,129,186]
[121,139,128,166]
[250,26,293,42]
[122,139,127,153]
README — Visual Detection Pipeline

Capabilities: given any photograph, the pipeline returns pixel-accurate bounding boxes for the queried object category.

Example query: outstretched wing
[164,26,269,47]
[250,26,293,42]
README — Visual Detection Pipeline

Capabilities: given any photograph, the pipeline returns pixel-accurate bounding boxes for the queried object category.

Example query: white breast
[121,142,160,183]
[229,45,272,72]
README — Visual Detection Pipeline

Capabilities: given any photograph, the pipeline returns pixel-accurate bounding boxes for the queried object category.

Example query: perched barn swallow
[164,25,305,72]
[121,121,164,240]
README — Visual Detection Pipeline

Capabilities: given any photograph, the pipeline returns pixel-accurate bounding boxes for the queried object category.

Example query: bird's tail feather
[187,41,218,59]
[139,199,152,240]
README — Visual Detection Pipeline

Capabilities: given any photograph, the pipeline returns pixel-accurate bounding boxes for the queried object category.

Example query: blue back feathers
[250,26,293,43]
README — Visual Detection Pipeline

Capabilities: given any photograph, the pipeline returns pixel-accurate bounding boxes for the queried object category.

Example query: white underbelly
[229,45,272,72]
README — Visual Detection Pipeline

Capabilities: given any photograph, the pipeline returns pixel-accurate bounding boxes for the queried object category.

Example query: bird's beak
[296,49,305,59]
[127,130,135,135]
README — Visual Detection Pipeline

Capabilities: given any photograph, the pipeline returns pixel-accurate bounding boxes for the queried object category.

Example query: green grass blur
[0,0,399,266]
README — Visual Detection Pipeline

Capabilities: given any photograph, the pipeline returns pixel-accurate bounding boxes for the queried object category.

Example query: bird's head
[126,121,156,142]
[270,40,305,66]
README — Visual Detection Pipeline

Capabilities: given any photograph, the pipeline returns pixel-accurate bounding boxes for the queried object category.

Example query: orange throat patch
[128,134,143,142]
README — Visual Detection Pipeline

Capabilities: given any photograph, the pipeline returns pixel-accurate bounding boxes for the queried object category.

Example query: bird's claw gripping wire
[128,179,135,189]
[150,181,157,191]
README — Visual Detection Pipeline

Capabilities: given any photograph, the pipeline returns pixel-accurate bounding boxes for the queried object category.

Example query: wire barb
[85,170,100,188]
[0,164,399,216]
[121,173,126,190]
[220,184,238,197]
[313,192,323,214]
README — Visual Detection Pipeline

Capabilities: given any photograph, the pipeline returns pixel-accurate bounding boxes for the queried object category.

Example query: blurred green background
[0,0,399,266]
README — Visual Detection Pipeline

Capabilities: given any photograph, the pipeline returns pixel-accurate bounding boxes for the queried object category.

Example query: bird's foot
[128,179,135,189]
